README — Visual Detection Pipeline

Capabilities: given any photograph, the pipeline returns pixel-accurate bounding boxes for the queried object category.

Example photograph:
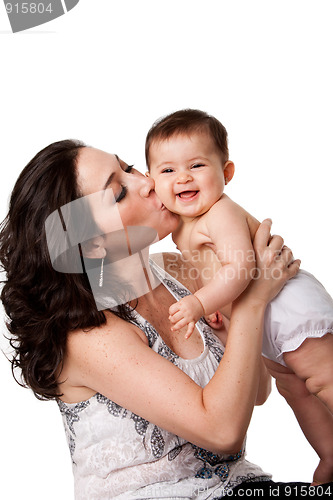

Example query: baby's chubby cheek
[149,175,167,200]
[154,183,174,211]
[148,170,177,212]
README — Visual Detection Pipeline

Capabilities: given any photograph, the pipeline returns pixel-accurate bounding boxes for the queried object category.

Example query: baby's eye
[161,168,174,173]
[191,163,205,169]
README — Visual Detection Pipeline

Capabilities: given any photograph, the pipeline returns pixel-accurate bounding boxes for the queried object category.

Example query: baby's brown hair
[145,109,229,169]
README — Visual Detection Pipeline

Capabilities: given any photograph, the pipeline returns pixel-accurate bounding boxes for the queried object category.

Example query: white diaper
[262,269,333,366]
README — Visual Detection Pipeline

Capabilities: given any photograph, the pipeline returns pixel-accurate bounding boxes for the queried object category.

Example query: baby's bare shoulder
[213,194,246,214]
[207,195,259,235]
[203,195,247,226]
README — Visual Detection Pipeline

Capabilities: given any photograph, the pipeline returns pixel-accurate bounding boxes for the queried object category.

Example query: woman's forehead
[77,147,120,195]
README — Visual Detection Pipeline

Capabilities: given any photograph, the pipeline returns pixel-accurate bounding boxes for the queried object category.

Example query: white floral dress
[57,259,270,499]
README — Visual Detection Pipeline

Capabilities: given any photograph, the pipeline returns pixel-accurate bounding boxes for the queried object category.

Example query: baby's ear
[223,161,235,185]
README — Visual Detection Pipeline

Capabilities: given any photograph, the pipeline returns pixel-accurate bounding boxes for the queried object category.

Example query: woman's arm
[65,220,300,454]
[256,358,272,406]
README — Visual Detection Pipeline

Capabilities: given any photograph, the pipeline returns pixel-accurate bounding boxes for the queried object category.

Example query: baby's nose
[177,171,193,183]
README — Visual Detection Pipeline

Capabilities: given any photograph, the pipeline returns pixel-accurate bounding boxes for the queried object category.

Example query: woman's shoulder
[59,311,148,402]
[67,310,146,349]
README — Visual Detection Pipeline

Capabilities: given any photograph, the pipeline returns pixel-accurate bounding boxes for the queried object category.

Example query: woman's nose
[139,174,155,197]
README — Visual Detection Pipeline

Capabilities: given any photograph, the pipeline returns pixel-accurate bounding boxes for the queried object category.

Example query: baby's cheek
[155,181,172,204]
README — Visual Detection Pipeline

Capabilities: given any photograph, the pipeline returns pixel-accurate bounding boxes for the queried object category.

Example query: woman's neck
[103,243,160,308]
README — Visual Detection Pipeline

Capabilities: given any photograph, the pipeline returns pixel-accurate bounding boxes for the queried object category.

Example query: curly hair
[0,140,131,400]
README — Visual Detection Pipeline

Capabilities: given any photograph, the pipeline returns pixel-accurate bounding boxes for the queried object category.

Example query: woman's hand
[240,219,301,307]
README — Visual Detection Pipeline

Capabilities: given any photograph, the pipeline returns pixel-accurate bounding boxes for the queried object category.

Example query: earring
[99,257,104,287]
[225,178,229,185]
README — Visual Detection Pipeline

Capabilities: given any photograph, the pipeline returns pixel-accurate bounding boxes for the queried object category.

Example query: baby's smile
[176,190,199,201]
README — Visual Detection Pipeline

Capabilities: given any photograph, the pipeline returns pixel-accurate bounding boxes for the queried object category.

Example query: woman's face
[76,147,179,249]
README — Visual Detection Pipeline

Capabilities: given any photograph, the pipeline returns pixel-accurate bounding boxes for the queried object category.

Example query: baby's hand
[169,295,204,339]
[312,458,333,485]
[205,311,224,330]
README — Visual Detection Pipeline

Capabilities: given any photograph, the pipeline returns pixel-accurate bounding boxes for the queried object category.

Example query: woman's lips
[151,190,165,210]
[177,190,199,201]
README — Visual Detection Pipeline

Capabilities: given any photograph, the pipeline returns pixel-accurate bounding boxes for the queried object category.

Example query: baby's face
[148,132,226,220]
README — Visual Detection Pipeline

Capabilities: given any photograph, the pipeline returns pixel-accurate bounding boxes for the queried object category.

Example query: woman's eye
[115,185,128,202]
[125,164,134,173]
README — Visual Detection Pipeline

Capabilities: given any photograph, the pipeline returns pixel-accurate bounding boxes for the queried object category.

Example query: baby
[146,109,333,486]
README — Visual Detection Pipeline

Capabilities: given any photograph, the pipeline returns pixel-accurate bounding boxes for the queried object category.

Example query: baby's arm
[169,200,255,336]
[266,359,333,485]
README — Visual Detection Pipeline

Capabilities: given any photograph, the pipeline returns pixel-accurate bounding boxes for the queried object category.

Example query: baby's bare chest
[174,217,211,252]
[174,220,221,279]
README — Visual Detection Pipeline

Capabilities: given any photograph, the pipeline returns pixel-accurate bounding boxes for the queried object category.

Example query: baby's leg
[263,357,309,406]
[264,355,333,485]
[283,333,333,413]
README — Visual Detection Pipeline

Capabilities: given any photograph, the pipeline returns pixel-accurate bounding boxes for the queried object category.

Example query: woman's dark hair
[0,140,131,400]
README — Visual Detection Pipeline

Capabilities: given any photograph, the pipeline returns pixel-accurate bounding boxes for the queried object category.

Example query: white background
[0,1,332,498]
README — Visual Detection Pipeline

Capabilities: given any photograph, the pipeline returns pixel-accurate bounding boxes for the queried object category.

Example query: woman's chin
[157,210,179,240]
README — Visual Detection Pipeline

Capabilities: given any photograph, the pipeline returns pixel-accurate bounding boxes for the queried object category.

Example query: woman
[0,139,314,499]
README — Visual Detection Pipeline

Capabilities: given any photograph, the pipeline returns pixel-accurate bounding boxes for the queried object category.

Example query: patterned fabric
[57,259,270,499]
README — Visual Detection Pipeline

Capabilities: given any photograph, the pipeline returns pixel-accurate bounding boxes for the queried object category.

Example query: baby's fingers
[171,317,190,332]
[185,322,195,340]
[169,303,180,316]
[206,313,218,323]
[169,310,185,324]
[206,311,224,330]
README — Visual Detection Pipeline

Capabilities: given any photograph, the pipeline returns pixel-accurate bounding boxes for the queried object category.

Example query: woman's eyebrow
[103,172,115,192]
[103,154,120,191]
